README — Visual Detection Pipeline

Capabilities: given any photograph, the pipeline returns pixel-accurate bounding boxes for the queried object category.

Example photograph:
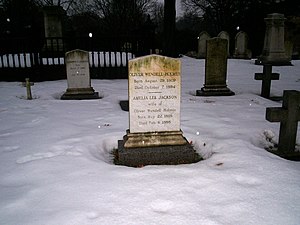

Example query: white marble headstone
[128,55,181,133]
[65,49,90,89]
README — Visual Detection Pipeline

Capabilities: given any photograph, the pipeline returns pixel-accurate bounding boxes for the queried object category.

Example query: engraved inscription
[128,55,181,133]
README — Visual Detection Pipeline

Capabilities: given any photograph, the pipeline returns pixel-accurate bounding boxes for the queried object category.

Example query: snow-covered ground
[0,57,299,225]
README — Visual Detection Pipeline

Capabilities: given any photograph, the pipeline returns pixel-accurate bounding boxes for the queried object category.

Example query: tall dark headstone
[197,38,235,96]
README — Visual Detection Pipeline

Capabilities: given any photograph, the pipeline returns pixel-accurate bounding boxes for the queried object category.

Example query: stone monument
[61,49,99,100]
[197,31,210,58]
[197,38,235,96]
[256,13,291,65]
[266,90,300,160]
[116,55,200,167]
[42,6,65,51]
[233,31,251,59]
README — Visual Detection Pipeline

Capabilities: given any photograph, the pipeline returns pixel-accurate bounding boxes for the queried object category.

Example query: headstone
[197,38,235,96]
[266,90,300,159]
[61,49,99,100]
[218,31,230,57]
[197,31,210,58]
[233,31,251,59]
[254,64,280,98]
[256,13,291,66]
[23,78,33,100]
[285,40,294,62]
[42,6,64,51]
[116,54,200,167]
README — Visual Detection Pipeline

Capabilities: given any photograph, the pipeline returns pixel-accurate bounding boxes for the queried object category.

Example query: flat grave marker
[23,78,34,100]
[197,37,234,96]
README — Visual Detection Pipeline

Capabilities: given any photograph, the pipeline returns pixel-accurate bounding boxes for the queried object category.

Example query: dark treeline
[0,0,299,57]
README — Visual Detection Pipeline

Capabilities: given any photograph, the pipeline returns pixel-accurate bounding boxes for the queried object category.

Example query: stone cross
[23,78,34,100]
[266,90,300,154]
[255,64,279,98]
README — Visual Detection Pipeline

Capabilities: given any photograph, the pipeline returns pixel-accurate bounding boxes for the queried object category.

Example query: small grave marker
[266,90,300,158]
[255,64,280,98]
[23,78,34,100]
[116,54,200,167]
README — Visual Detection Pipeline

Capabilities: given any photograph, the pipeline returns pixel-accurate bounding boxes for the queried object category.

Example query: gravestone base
[61,87,99,100]
[116,140,201,167]
[196,85,235,96]
[123,130,188,148]
[267,148,300,161]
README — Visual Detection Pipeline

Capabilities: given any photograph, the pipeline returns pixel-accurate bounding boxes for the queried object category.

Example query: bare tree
[163,0,176,57]
[92,0,157,35]
[33,0,79,13]
[181,0,258,34]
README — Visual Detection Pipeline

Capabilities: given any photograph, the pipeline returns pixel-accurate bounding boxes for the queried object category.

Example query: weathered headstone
[266,90,300,159]
[233,31,251,59]
[197,38,235,96]
[116,55,200,167]
[256,13,291,65]
[285,40,294,62]
[61,49,99,100]
[254,64,280,98]
[42,6,65,51]
[197,31,210,58]
[218,31,230,57]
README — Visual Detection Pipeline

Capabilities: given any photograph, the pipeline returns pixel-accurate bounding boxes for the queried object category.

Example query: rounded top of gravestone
[42,5,65,15]
[129,54,180,73]
[266,13,285,19]
[217,31,229,39]
[198,31,210,38]
[235,31,248,39]
[65,49,89,62]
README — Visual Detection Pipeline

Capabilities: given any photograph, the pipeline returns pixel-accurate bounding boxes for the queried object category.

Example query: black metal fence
[0,35,153,81]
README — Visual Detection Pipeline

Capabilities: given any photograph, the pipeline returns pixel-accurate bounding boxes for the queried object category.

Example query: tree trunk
[163,0,176,57]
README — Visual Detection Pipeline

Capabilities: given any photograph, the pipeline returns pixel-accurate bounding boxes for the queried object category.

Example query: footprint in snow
[234,175,262,187]
[16,148,82,164]
[3,145,20,152]
[150,200,174,213]
[86,211,100,219]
